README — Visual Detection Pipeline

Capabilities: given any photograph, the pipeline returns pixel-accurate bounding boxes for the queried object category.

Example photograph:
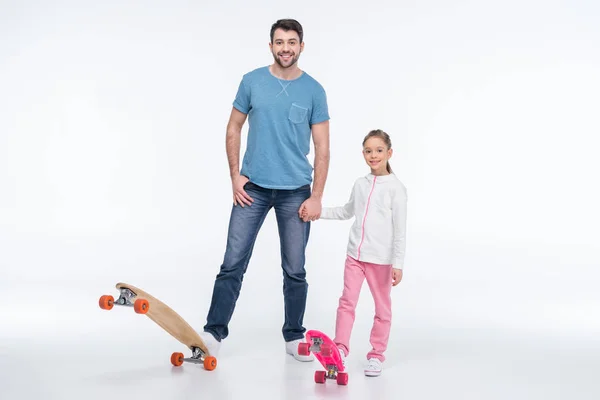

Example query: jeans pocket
[288,103,308,124]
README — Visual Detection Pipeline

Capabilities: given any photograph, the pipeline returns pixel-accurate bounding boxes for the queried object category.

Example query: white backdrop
[1,0,599,352]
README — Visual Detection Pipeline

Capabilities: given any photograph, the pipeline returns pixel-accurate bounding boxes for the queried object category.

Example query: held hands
[299,205,312,220]
[300,207,308,220]
[232,174,253,207]
[298,196,322,222]
[392,268,403,286]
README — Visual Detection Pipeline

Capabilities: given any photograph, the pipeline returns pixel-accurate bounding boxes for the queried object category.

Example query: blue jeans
[204,181,311,342]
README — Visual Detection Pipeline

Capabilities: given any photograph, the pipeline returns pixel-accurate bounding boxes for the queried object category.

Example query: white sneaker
[285,338,314,362]
[338,348,347,368]
[200,331,222,358]
[364,358,383,376]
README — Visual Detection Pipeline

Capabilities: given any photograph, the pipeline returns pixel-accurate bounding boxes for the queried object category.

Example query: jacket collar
[365,173,396,183]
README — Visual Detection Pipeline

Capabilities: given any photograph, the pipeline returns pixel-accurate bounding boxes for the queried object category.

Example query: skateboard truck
[99,288,150,314]
[324,364,340,380]
[309,336,324,353]
[170,346,217,370]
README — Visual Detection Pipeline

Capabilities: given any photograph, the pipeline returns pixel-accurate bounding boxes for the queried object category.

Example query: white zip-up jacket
[320,173,407,269]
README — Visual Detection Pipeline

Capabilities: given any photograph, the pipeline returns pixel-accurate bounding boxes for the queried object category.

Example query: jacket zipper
[357,176,376,260]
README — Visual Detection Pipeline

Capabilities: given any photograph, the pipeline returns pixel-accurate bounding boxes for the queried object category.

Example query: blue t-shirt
[232,66,330,189]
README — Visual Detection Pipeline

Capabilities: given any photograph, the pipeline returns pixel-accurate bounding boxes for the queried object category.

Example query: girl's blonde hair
[363,129,393,173]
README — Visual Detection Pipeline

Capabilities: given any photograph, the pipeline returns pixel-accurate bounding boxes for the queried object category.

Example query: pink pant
[334,255,392,362]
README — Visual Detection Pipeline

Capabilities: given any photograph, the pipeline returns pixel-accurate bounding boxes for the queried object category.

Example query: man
[200,19,330,362]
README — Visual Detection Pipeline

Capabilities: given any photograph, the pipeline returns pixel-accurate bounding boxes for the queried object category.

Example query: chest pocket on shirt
[289,103,308,124]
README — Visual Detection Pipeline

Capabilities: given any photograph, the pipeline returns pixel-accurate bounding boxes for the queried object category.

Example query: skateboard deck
[299,329,348,385]
[99,282,217,370]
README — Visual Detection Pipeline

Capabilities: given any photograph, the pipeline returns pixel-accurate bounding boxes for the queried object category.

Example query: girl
[309,129,407,377]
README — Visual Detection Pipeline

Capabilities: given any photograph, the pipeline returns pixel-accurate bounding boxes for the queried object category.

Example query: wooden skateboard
[299,329,348,385]
[98,282,217,371]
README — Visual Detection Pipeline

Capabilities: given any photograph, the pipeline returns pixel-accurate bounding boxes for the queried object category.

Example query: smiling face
[269,28,303,69]
[363,136,393,175]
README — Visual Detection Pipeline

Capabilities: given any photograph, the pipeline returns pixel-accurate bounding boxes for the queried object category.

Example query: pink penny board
[299,329,348,385]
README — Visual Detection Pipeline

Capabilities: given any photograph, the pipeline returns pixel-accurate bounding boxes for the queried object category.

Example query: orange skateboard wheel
[134,298,149,314]
[204,356,217,371]
[99,295,114,310]
[171,352,184,367]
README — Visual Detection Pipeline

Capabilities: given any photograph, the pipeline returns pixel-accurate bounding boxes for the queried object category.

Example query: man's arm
[226,107,248,178]
[310,120,330,200]
[226,107,252,206]
[299,120,330,221]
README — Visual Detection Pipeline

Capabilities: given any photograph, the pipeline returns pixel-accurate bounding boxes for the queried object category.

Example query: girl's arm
[391,185,408,269]
[320,183,356,220]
